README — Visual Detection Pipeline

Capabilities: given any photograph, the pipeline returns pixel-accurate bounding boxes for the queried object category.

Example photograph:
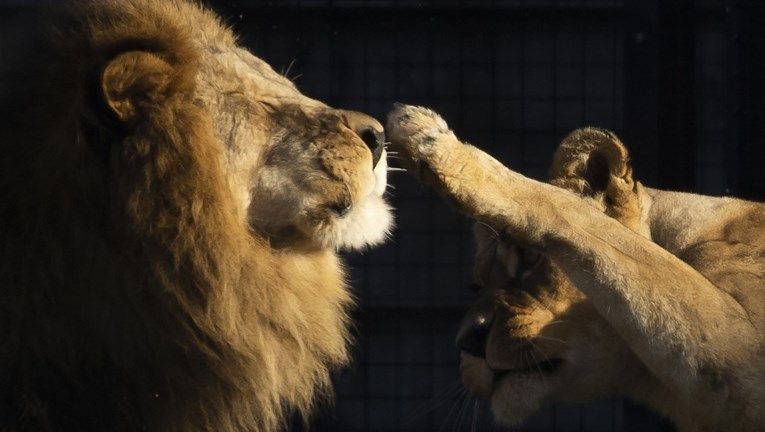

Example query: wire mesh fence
[2,0,760,430]
[214,2,695,431]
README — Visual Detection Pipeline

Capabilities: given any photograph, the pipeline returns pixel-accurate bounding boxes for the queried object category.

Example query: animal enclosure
[1,0,762,430]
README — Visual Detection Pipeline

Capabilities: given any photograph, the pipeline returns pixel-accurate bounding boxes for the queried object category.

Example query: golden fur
[0,1,391,431]
[387,105,765,431]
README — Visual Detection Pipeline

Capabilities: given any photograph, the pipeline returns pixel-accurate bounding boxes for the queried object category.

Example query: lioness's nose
[456,308,493,359]
[342,111,385,168]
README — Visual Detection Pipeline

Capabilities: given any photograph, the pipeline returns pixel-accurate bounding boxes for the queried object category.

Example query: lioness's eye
[515,248,541,279]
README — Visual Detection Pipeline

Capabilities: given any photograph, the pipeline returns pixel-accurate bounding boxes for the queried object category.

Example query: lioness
[387,104,765,431]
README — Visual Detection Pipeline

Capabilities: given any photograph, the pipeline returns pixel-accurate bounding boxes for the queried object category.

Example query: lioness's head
[457,128,650,425]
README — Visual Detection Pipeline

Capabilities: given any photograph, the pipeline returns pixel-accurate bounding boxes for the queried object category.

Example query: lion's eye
[259,100,278,113]
[327,202,352,217]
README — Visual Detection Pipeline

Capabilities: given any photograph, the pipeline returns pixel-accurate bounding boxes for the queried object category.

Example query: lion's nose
[342,111,386,168]
[456,309,493,359]
[359,127,385,168]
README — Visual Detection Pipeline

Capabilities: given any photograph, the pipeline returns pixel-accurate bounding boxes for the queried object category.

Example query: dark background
[2,0,763,431]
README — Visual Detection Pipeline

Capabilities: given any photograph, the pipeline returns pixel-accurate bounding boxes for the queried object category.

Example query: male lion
[0,1,392,431]
[387,104,765,431]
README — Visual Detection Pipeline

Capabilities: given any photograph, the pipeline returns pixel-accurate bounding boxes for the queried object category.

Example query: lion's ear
[549,128,643,228]
[100,51,179,127]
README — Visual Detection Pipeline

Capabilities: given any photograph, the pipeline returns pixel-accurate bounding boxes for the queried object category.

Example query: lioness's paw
[385,103,457,161]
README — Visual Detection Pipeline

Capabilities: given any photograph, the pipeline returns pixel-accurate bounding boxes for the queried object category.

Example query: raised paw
[385,104,510,218]
[385,103,459,166]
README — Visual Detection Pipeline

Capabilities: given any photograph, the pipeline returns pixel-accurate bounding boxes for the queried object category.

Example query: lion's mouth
[327,201,353,217]
[492,358,564,381]
[327,148,388,220]
[372,148,389,196]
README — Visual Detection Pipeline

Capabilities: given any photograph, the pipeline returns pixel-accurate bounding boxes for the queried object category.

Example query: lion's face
[458,224,640,425]
[197,46,392,251]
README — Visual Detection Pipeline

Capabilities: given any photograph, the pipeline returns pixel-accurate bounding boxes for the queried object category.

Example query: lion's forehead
[194,44,325,112]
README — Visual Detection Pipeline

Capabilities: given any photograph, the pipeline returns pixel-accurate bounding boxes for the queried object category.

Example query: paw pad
[385,104,453,153]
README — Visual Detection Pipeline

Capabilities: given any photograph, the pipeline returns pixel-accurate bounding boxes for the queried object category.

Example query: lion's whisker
[279,59,303,82]
[280,58,296,79]
[476,220,500,239]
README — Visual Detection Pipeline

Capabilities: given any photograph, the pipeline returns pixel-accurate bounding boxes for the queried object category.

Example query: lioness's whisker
[470,398,478,432]
[525,342,549,388]
[536,334,570,346]
[453,391,473,432]
[544,320,569,327]
[402,380,463,424]
[438,388,468,432]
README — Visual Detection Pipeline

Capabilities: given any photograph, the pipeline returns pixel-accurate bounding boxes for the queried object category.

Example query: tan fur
[387,105,765,431]
[0,1,392,431]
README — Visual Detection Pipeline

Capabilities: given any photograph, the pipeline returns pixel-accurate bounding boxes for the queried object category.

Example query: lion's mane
[0,1,355,431]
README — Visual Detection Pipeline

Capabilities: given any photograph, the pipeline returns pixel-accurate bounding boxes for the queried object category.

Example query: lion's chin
[320,153,392,251]
[320,194,393,251]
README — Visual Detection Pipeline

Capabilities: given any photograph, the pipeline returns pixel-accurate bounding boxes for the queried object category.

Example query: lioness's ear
[100,51,177,127]
[549,127,643,229]
[548,127,631,195]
